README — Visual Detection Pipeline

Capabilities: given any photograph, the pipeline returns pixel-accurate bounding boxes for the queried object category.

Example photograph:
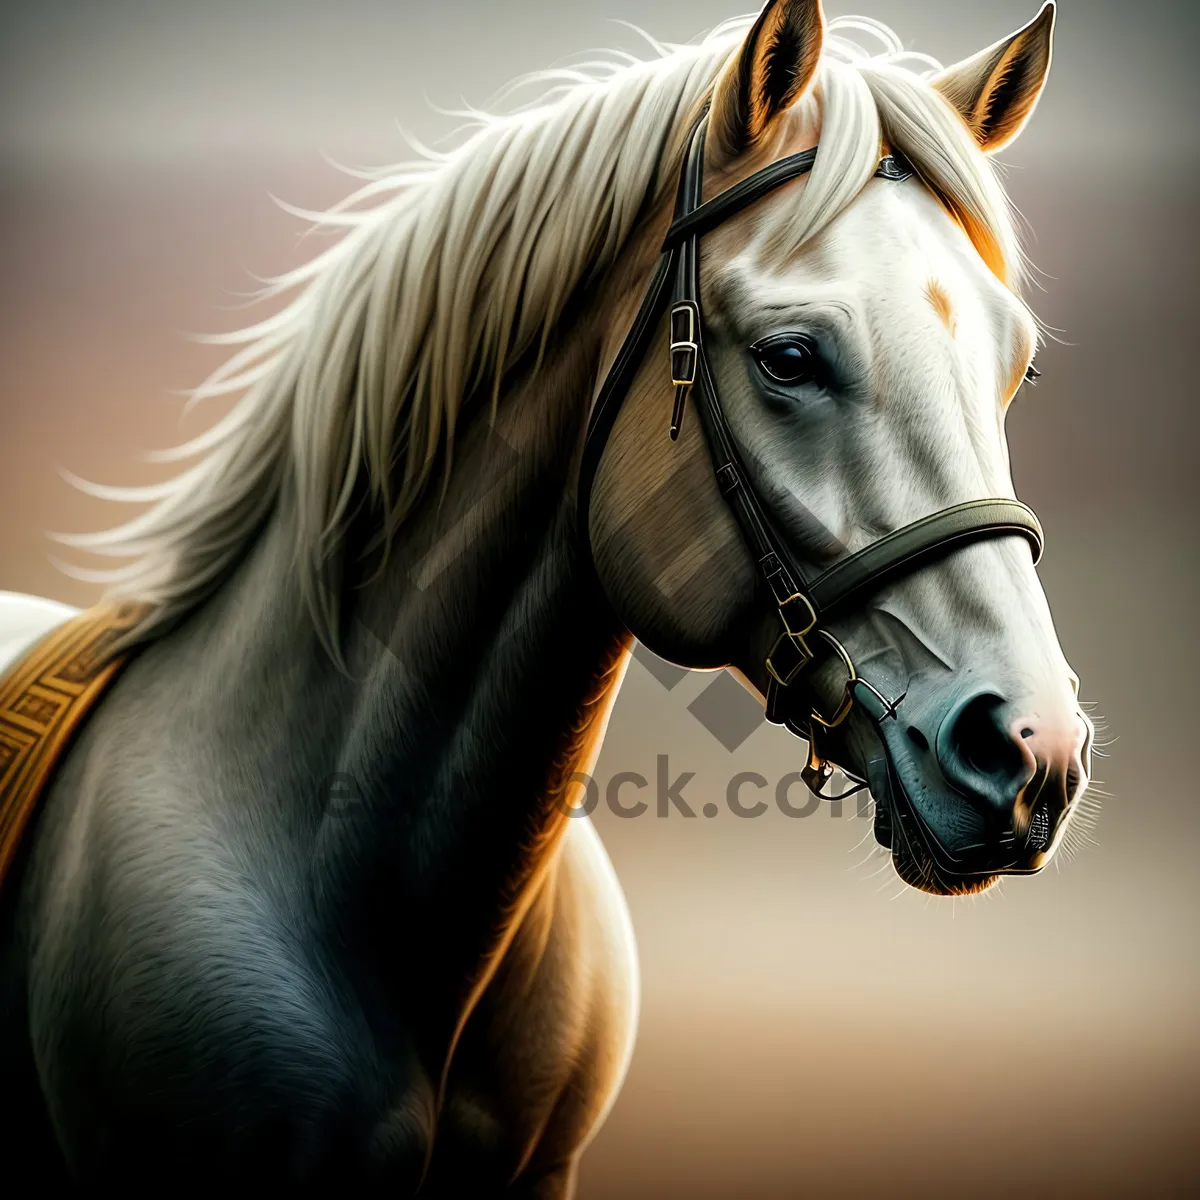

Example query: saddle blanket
[0,600,148,894]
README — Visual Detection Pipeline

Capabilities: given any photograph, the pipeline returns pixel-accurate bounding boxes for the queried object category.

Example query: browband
[663,146,911,250]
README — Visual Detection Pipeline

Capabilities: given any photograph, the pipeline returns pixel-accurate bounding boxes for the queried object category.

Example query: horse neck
[154,207,668,1038]
[328,215,672,886]
[296,319,628,1022]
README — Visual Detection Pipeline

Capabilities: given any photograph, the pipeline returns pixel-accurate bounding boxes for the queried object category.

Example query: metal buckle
[765,592,818,688]
[766,630,812,687]
[669,302,698,387]
[778,592,816,638]
[773,626,903,731]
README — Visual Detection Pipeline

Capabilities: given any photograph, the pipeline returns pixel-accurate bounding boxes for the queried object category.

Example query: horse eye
[1023,360,1042,386]
[752,336,820,386]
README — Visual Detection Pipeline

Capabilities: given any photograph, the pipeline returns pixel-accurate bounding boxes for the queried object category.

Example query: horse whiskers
[1059,814,1101,863]
[860,855,897,883]
[1066,825,1100,851]
[847,841,888,871]
[847,823,878,855]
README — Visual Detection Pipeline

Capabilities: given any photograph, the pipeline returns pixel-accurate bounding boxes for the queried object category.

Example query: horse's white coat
[696,165,1084,772]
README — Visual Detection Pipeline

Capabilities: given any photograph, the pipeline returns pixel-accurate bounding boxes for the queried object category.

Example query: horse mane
[59,14,1023,660]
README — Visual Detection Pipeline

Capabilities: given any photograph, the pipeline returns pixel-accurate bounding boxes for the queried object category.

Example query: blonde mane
[61,15,1024,653]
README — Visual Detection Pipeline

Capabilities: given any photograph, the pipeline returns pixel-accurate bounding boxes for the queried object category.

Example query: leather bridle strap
[578,128,854,499]
[577,124,901,539]
[807,498,1042,617]
[660,145,914,251]
[663,145,819,248]
[578,110,1044,724]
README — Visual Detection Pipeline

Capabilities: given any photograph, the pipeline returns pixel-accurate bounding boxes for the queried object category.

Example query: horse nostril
[1020,726,1034,739]
[936,691,1031,816]
[951,695,1021,777]
[906,726,929,752]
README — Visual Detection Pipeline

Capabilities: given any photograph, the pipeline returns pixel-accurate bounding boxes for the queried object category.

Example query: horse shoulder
[431,815,639,1192]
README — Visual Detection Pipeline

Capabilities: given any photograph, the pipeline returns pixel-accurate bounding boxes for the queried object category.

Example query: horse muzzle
[861,685,1092,895]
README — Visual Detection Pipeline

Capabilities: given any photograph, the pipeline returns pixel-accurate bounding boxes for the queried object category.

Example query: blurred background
[1,1,1196,1195]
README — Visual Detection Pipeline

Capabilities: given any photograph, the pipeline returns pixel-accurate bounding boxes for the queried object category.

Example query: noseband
[579,111,1043,784]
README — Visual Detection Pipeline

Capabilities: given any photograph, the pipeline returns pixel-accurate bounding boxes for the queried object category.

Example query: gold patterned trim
[0,601,151,891]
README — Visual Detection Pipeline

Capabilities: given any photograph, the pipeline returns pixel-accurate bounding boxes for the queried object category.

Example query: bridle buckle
[766,631,812,687]
[778,591,817,639]
[765,592,818,687]
[669,302,698,387]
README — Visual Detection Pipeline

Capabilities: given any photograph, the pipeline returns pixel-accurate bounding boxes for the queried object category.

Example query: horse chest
[19,788,634,1190]
[24,883,433,1181]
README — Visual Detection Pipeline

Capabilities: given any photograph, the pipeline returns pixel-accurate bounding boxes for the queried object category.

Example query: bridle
[578,110,1043,792]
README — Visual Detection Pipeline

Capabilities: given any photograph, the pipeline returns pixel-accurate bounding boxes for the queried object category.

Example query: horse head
[587,0,1090,895]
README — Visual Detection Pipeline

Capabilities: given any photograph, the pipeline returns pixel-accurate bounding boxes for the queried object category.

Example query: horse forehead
[747,185,1019,336]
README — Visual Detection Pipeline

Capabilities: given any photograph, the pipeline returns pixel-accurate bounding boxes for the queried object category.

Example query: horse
[0,1,1092,1191]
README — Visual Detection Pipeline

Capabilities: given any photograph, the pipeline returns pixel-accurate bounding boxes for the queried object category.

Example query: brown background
[1,1,1196,1195]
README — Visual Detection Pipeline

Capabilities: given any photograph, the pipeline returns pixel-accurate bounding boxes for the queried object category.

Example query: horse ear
[709,0,825,161]
[931,2,1056,153]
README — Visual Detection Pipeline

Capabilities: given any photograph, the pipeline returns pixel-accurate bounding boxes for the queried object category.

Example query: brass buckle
[766,631,811,687]
[669,303,698,387]
[765,592,818,688]
[778,592,816,638]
